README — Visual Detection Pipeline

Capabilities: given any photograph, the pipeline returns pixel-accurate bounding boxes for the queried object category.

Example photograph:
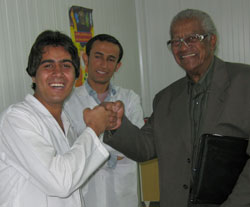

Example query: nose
[178,39,190,50]
[52,64,64,76]
[100,58,108,68]
[178,40,190,50]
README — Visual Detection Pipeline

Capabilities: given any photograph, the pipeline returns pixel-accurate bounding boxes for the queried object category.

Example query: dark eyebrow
[40,59,54,65]
[94,51,117,61]
[39,59,73,65]
[61,59,74,64]
[94,51,104,56]
[95,52,117,59]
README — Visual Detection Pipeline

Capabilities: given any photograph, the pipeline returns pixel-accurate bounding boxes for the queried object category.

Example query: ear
[210,34,217,51]
[115,62,122,72]
[82,53,89,72]
[32,77,36,83]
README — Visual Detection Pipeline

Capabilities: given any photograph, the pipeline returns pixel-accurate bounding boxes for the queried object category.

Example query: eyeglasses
[167,34,208,49]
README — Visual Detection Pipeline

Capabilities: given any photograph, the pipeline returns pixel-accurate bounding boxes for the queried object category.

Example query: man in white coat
[0,30,118,207]
[64,34,144,207]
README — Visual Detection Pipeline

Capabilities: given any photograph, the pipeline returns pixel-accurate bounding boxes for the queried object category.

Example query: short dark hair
[85,34,123,63]
[26,30,80,90]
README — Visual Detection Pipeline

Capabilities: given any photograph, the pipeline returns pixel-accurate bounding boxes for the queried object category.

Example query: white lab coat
[64,83,144,207]
[0,94,109,207]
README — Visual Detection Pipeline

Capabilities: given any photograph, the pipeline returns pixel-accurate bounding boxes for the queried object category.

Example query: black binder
[190,134,249,204]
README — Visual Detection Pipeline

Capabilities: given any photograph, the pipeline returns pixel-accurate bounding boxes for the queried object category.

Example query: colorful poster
[69,6,94,87]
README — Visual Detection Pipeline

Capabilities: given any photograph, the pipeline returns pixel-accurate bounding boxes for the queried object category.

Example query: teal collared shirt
[85,81,117,104]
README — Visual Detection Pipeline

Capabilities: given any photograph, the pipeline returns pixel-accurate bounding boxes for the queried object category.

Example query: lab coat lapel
[76,85,97,107]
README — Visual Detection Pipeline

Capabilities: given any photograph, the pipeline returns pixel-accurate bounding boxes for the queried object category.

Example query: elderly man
[104,9,250,207]
[0,30,117,207]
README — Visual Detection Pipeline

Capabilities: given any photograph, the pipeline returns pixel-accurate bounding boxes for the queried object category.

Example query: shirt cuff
[107,152,117,169]
[84,127,109,157]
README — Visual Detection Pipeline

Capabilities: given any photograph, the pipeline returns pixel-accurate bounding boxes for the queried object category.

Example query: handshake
[83,101,124,136]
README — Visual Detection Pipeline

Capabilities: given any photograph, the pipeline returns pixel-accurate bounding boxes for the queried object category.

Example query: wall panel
[0,0,141,113]
[136,0,250,116]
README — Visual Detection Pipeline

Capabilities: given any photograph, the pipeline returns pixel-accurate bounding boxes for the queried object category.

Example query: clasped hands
[83,101,124,136]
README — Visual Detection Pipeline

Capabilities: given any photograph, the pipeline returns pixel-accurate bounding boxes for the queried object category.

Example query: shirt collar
[85,80,117,101]
[187,57,215,95]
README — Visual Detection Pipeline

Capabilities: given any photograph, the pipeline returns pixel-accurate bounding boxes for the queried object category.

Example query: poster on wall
[69,6,94,87]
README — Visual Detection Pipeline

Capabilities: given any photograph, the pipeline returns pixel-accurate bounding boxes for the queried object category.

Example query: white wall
[136,0,250,116]
[1,0,250,118]
[0,0,141,113]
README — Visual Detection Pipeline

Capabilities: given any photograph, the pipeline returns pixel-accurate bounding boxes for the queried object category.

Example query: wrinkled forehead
[171,18,204,38]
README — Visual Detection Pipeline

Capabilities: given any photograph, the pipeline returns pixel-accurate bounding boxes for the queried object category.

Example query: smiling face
[32,46,75,111]
[171,18,216,82]
[83,40,121,93]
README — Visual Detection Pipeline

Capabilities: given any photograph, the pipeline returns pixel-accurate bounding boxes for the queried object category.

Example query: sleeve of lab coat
[125,91,144,128]
[0,110,109,198]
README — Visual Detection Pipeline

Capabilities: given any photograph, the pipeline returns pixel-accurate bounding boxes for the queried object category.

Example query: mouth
[49,83,65,89]
[96,70,107,75]
[180,53,196,59]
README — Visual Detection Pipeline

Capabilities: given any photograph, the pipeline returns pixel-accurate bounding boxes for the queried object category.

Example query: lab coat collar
[25,94,71,136]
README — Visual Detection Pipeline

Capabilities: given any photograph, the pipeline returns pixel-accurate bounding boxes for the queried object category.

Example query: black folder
[190,134,249,204]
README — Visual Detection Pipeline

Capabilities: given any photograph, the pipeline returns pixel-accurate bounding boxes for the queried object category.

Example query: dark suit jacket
[104,56,250,207]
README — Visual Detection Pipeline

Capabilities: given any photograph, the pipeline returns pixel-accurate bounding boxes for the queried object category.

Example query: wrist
[88,124,103,137]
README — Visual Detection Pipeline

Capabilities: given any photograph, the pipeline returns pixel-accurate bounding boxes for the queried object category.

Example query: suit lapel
[201,57,230,134]
[168,79,193,154]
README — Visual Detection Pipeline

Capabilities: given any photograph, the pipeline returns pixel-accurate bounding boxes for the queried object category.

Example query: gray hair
[170,9,217,38]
